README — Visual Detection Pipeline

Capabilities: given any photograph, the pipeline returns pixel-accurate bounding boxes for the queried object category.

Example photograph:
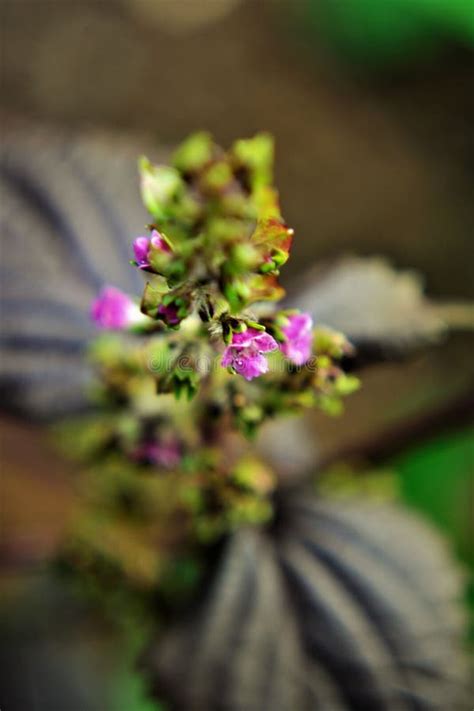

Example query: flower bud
[132,230,172,270]
[139,156,183,218]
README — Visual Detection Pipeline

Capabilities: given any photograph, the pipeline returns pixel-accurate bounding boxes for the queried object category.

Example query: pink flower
[132,229,170,269]
[222,328,278,381]
[91,286,143,330]
[279,312,313,365]
[133,440,180,469]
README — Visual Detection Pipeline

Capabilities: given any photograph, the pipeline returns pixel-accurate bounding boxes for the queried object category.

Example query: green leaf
[394,428,474,567]
[394,427,474,644]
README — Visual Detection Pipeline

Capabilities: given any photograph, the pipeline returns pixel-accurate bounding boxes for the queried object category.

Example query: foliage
[393,427,474,643]
[301,0,474,67]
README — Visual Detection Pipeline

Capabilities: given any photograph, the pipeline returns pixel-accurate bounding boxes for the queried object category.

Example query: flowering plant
[60,133,360,603]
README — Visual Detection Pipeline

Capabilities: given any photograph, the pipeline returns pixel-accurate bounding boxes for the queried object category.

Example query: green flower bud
[139,156,183,219]
[201,161,233,192]
[172,131,213,173]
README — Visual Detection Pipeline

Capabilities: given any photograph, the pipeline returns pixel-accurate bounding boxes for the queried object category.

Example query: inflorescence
[60,133,360,596]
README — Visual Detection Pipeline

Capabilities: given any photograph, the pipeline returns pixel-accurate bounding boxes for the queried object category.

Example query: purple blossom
[222,328,278,381]
[91,286,143,330]
[279,312,313,365]
[133,236,150,267]
[157,303,181,327]
[133,229,170,269]
[133,440,180,469]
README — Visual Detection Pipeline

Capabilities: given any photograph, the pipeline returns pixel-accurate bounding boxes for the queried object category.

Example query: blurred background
[1,1,473,709]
